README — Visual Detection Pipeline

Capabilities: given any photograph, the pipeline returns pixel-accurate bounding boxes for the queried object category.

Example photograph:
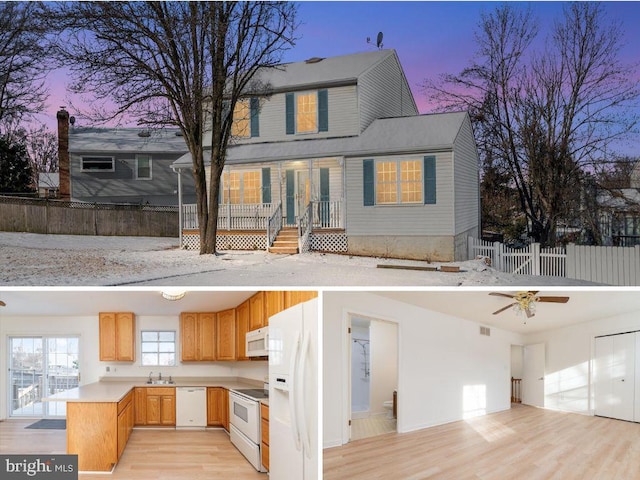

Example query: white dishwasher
[176,387,207,428]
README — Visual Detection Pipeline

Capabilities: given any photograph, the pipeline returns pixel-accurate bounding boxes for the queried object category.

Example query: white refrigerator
[268,298,318,480]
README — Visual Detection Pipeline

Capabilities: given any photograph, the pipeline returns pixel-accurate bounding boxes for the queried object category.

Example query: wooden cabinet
[216,308,236,360]
[236,300,250,361]
[284,291,318,309]
[144,387,176,426]
[117,390,134,459]
[264,291,284,325]
[249,292,265,331]
[261,403,269,471]
[181,312,216,361]
[207,387,229,431]
[134,387,147,425]
[99,312,135,362]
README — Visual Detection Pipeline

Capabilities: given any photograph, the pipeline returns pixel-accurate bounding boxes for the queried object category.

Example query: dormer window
[286,89,328,135]
[230,97,260,138]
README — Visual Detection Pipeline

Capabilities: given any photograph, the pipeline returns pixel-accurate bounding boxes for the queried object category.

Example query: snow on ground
[0,232,600,287]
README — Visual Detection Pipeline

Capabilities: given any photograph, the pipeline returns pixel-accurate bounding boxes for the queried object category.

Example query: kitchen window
[136,155,152,180]
[141,331,176,366]
[81,156,115,172]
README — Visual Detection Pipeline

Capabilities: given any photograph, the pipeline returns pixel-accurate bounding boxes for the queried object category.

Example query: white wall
[369,319,397,416]
[323,292,521,448]
[523,311,640,415]
[511,345,523,379]
[0,314,267,420]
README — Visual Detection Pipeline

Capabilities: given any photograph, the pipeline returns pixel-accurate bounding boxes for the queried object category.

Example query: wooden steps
[268,228,299,254]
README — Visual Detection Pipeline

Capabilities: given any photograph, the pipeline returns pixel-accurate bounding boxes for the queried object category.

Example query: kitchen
[0,289,318,480]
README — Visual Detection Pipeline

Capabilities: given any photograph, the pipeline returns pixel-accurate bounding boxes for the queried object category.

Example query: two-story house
[172,49,480,261]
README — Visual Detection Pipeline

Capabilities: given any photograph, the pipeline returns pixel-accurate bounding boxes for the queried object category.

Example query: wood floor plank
[323,404,640,480]
[0,420,265,480]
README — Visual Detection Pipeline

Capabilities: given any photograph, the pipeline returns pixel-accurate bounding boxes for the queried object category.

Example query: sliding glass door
[9,336,80,418]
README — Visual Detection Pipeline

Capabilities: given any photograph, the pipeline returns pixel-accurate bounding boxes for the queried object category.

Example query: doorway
[9,336,80,417]
[349,316,398,441]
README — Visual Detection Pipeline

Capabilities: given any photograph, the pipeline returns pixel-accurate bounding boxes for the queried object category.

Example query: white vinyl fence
[468,237,640,286]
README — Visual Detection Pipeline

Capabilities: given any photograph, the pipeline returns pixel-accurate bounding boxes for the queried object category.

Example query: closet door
[594,333,635,422]
[635,332,640,423]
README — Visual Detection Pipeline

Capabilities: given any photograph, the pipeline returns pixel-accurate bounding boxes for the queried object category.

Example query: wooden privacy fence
[468,237,640,286]
[0,196,178,237]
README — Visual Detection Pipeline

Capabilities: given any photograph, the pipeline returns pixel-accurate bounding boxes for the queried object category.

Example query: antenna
[366,32,384,50]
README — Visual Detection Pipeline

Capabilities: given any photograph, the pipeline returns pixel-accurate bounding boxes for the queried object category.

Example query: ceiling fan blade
[489,292,516,299]
[493,303,516,315]
[0,300,5,306]
[536,296,570,303]
[526,307,534,318]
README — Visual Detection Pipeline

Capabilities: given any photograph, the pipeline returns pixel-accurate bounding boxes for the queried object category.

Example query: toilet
[383,400,394,418]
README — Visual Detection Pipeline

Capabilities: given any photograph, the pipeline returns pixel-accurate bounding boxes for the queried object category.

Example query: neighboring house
[597,161,640,246]
[37,173,59,198]
[57,115,196,206]
[172,49,480,261]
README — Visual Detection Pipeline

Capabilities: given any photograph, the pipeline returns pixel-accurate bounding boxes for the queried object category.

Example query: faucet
[148,371,153,382]
[158,372,162,381]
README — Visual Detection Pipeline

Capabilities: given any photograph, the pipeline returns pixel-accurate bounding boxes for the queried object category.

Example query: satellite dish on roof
[367,32,384,50]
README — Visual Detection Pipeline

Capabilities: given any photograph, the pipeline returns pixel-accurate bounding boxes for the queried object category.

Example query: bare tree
[425,3,639,246]
[0,2,49,131]
[49,1,297,254]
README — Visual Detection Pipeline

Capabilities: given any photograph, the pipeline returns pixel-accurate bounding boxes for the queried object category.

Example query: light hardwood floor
[0,420,265,480]
[324,404,640,480]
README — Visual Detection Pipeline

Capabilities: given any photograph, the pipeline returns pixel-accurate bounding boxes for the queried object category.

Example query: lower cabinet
[207,387,229,431]
[261,403,269,471]
[134,387,176,426]
[117,390,134,459]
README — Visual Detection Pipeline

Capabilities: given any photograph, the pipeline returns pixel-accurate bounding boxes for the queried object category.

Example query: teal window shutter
[424,155,436,204]
[250,98,260,137]
[261,167,271,203]
[363,159,375,206]
[286,169,295,224]
[320,167,330,227]
[318,89,328,132]
[285,93,295,135]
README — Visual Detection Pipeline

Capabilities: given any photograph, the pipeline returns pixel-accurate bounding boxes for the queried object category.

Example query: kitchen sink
[147,380,175,385]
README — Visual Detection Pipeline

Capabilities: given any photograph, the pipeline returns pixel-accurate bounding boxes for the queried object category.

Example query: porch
[180,200,345,253]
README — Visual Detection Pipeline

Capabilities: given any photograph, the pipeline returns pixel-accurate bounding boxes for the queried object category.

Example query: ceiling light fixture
[161,290,186,301]
[512,292,536,318]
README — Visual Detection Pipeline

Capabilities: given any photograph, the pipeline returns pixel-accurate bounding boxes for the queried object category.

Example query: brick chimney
[57,108,71,200]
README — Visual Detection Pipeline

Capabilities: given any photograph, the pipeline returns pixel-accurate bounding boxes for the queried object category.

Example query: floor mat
[25,419,66,430]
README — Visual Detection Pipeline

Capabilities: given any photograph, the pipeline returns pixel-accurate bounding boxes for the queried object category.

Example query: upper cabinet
[249,292,265,331]
[216,308,236,361]
[284,291,318,309]
[264,291,284,326]
[99,312,135,362]
[181,312,216,361]
[236,299,250,361]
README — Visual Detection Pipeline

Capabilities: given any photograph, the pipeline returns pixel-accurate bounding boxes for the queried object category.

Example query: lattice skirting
[310,232,348,253]
[182,232,266,250]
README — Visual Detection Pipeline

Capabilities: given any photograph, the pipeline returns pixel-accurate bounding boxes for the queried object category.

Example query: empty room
[323,290,640,479]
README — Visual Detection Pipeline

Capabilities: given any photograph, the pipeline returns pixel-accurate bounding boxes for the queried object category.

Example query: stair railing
[297,202,312,253]
[266,202,283,249]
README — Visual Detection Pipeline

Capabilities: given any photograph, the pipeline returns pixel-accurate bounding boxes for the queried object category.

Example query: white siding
[453,115,480,235]
[204,85,359,146]
[345,152,455,236]
[358,54,418,132]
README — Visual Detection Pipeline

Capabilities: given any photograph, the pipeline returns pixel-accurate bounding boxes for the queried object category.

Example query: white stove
[229,388,268,472]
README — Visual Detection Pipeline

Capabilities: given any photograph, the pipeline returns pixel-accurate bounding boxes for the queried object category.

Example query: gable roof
[250,49,396,92]
[172,111,470,167]
[69,128,188,154]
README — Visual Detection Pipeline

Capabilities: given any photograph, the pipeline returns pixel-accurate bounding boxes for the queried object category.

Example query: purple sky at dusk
[40,1,640,156]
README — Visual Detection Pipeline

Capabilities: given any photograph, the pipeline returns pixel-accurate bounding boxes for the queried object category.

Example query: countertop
[44,377,264,403]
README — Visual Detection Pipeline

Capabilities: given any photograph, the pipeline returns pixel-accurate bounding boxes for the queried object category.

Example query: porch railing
[311,200,343,229]
[267,202,283,249]
[298,202,313,253]
[182,203,276,230]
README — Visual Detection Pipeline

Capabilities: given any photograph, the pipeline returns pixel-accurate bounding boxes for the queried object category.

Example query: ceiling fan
[490,291,569,318]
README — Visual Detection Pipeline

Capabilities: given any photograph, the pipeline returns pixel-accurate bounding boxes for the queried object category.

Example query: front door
[285,169,319,226]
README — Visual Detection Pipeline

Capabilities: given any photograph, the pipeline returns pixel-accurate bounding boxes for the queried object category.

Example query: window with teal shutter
[363,159,375,206]
[285,93,294,135]
[261,168,271,203]
[424,155,436,204]
[250,98,260,137]
[318,90,328,132]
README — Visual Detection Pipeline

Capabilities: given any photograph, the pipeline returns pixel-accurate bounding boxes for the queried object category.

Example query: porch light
[161,289,186,301]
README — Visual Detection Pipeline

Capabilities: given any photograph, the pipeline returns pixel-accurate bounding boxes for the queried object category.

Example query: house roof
[172,111,470,168]
[69,128,188,154]
[249,49,396,92]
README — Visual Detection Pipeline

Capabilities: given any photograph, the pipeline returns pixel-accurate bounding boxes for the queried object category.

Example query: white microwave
[246,327,269,357]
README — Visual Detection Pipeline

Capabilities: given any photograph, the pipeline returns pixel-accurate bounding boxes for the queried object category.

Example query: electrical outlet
[105,366,110,372]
